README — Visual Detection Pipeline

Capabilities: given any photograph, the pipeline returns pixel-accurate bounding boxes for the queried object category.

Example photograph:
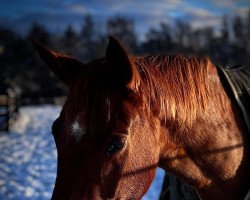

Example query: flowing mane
[63,55,215,137]
[134,55,212,129]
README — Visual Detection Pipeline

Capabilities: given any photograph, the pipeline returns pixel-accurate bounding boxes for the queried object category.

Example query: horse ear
[34,42,85,86]
[106,36,135,87]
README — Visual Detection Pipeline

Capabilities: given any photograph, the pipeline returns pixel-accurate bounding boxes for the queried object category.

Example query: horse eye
[106,139,126,156]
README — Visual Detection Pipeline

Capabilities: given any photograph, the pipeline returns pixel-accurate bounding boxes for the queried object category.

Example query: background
[0,0,250,199]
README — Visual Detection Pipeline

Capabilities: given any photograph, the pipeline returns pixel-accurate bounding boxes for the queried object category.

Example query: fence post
[0,90,17,132]
[0,95,9,131]
[5,95,9,131]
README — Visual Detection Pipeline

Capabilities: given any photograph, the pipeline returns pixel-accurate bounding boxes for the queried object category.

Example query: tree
[245,10,250,54]
[80,14,95,43]
[201,27,215,53]
[0,28,19,83]
[221,15,230,43]
[142,22,172,54]
[174,20,192,49]
[79,14,97,61]
[233,16,245,46]
[27,22,51,45]
[190,29,203,52]
[60,25,78,56]
[106,16,137,52]
[24,23,67,99]
[218,15,231,65]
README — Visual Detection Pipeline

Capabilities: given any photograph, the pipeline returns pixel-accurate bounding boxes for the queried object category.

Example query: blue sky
[0,0,249,39]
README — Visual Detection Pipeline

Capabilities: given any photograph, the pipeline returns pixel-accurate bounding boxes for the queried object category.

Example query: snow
[9,111,30,134]
[0,105,165,199]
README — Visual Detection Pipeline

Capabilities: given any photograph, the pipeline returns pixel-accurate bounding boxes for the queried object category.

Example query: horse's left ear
[106,37,136,87]
[34,42,85,86]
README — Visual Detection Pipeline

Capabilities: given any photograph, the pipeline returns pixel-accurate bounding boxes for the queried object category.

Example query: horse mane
[134,55,212,130]
[63,55,214,138]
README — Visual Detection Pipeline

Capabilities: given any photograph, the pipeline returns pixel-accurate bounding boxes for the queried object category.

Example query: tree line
[0,12,250,103]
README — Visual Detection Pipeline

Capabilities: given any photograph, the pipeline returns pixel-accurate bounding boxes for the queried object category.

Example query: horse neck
[150,62,250,200]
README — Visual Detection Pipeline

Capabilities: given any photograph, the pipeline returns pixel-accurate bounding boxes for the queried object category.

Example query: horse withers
[35,37,250,200]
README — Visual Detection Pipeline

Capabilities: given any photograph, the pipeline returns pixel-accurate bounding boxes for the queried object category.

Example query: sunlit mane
[134,55,211,129]
[64,55,213,136]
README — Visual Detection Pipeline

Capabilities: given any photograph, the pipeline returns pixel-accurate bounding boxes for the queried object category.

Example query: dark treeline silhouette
[0,12,250,103]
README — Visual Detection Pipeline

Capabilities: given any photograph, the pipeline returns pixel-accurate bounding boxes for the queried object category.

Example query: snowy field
[0,105,165,200]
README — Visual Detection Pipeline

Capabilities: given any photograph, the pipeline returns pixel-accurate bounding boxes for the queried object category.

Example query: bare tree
[106,16,137,52]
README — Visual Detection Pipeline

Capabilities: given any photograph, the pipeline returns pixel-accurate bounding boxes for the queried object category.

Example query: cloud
[111,0,182,15]
[184,7,214,18]
[212,0,236,7]
[191,17,221,29]
[179,6,222,29]
[68,3,87,14]
[235,7,250,18]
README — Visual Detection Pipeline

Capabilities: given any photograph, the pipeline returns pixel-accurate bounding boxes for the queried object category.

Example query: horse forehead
[71,118,86,142]
[85,58,107,76]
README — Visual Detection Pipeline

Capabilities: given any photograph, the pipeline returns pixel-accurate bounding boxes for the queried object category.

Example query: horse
[35,37,250,200]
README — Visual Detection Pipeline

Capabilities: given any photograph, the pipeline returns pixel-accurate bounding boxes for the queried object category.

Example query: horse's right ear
[34,42,85,86]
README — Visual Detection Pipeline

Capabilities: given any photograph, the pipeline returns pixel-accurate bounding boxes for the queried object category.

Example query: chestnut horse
[35,37,250,200]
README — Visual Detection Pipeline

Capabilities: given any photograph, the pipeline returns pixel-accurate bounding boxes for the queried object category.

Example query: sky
[0,0,250,39]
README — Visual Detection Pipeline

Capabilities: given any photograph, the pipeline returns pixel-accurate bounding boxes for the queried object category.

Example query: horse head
[36,37,163,199]
[36,36,250,200]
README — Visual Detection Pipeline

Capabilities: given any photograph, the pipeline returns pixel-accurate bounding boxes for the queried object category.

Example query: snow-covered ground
[0,105,165,200]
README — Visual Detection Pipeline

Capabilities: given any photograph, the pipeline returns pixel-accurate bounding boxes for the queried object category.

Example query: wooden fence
[0,93,18,131]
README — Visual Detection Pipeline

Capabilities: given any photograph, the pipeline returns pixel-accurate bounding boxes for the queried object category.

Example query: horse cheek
[124,129,158,197]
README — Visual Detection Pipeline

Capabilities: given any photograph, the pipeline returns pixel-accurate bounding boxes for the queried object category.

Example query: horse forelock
[134,55,212,130]
[64,60,113,138]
